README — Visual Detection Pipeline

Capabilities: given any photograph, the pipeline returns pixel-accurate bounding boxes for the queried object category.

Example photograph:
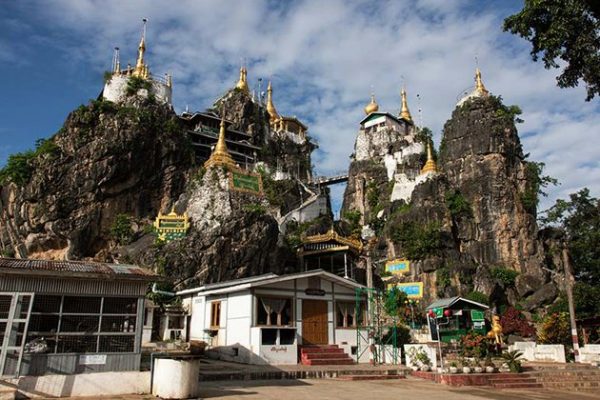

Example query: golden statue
[487,315,503,345]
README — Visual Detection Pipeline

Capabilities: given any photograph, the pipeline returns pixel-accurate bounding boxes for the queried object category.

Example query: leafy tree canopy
[504,0,600,101]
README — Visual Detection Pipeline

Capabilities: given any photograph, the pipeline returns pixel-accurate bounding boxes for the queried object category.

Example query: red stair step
[337,375,405,381]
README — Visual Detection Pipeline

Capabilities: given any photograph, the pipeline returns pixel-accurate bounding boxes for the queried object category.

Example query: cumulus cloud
[8,0,600,212]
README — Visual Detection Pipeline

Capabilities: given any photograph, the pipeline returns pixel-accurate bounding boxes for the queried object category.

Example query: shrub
[125,76,151,96]
[490,266,519,286]
[343,210,362,237]
[501,349,524,373]
[110,214,134,245]
[243,203,266,216]
[0,138,62,186]
[383,286,408,320]
[445,189,472,218]
[460,331,488,358]
[521,161,558,214]
[465,291,489,306]
[538,312,571,348]
[391,221,442,259]
[500,306,536,338]
[380,324,412,347]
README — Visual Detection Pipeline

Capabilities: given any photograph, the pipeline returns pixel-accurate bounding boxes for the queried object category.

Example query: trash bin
[151,354,201,399]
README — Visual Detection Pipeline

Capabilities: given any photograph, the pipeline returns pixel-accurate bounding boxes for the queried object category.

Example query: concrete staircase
[532,368,600,391]
[487,374,542,389]
[300,345,355,366]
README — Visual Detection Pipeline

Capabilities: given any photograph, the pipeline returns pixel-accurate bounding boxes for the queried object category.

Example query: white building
[102,20,172,106]
[177,270,369,365]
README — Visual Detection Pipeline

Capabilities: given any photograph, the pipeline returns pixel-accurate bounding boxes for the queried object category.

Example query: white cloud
[11,0,600,212]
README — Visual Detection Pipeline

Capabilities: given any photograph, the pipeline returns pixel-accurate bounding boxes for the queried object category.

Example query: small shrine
[425,296,489,343]
[298,228,363,281]
[153,208,190,242]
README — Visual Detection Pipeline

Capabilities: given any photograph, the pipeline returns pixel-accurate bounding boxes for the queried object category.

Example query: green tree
[504,0,600,101]
[542,188,600,318]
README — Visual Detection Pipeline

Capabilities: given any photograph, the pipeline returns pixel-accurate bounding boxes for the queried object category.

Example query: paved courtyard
[45,377,600,400]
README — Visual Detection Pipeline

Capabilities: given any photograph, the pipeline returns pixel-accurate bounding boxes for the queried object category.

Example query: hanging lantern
[444,309,452,317]
[428,310,435,318]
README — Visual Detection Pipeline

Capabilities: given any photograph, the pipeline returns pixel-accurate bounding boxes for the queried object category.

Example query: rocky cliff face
[342,96,560,311]
[0,98,192,260]
[128,166,292,290]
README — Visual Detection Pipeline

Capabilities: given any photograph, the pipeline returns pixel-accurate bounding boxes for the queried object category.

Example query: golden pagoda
[399,87,413,123]
[364,93,379,115]
[266,81,280,123]
[132,19,149,79]
[421,141,437,174]
[204,113,236,169]
[235,66,249,93]
[475,68,489,97]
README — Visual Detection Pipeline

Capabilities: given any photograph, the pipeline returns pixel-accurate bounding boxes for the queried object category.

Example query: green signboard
[434,307,443,318]
[470,310,485,321]
[230,170,262,195]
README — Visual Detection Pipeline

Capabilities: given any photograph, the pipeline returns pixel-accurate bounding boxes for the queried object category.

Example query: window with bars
[24,295,138,354]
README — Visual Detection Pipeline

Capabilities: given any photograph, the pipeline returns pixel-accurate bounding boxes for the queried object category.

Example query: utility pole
[562,243,580,362]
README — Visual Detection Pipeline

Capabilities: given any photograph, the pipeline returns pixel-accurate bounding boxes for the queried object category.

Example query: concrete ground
[42,377,600,400]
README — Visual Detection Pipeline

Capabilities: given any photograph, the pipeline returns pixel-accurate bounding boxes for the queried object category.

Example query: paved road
[48,378,600,400]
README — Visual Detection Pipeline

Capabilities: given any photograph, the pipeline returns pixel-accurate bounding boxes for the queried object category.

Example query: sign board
[385,259,410,275]
[229,170,263,195]
[470,310,485,321]
[305,288,326,296]
[390,282,423,299]
[434,307,443,318]
[79,354,107,365]
[154,210,190,242]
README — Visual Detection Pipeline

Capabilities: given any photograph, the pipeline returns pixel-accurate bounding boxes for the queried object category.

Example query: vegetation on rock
[110,214,134,245]
[490,266,519,287]
[391,221,442,260]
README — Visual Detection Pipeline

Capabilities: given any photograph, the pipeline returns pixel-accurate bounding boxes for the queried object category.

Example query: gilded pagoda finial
[475,68,489,97]
[204,110,236,169]
[364,93,379,115]
[266,81,279,122]
[133,18,149,78]
[235,64,249,93]
[421,141,437,174]
[399,87,413,123]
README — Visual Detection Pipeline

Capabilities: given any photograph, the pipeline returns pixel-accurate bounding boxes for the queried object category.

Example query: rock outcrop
[342,95,560,310]
[0,98,192,260]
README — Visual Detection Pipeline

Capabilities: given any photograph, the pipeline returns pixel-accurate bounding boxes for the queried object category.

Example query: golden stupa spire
[475,68,489,97]
[235,64,250,93]
[133,18,149,78]
[399,87,413,123]
[266,81,279,122]
[364,93,379,115]
[204,111,236,169]
[421,141,437,174]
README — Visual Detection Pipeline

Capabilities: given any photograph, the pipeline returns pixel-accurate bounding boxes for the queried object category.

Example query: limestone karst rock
[132,166,292,290]
[341,95,560,310]
[0,98,191,260]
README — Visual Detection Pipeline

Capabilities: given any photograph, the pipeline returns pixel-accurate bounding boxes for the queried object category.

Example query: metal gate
[0,292,34,377]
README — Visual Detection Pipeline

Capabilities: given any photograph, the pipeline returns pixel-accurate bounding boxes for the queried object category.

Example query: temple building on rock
[102,20,173,105]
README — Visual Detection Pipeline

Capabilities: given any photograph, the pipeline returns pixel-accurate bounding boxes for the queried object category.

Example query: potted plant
[416,350,432,372]
[407,347,420,371]
[449,362,458,374]
[484,355,496,373]
[501,350,524,373]
[462,358,472,374]
[473,358,484,373]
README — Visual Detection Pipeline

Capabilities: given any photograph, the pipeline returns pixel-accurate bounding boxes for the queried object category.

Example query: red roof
[0,257,160,281]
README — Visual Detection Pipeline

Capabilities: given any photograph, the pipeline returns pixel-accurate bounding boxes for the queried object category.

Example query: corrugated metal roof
[426,296,489,310]
[0,257,159,280]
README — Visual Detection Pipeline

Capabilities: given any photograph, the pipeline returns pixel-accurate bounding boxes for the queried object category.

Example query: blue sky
[1,0,598,215]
